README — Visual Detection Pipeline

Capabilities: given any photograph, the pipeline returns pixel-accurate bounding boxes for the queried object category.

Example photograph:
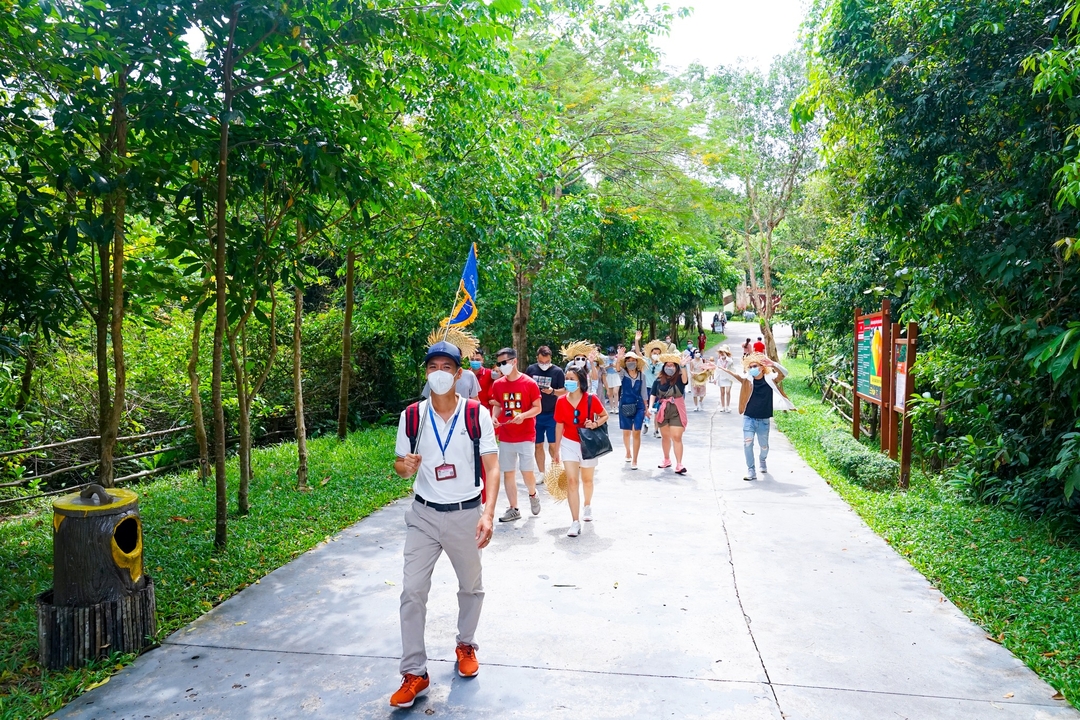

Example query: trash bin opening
[114,517,139,554]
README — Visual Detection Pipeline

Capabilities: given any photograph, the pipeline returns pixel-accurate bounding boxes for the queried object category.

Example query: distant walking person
[489,347,542,521]
[697,329,707,355]
[391,332,500,708]
[604,347,621,410]
[638,334,666,439]
[526,346,565,475]
[652,351,689,474]
[552,364,609,537]
[742,337,753,356]
[471,350,495,415]
[617,351,649,468]
[715,345,735,413]
[753,337,766,353]
[716,352,794,482]
[689,355,713,412]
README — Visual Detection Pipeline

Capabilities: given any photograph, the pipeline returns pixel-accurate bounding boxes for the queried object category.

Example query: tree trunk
[99,69,129,489]
[15,340,35,411]
[95,239,110,481]
[337,248,355,440]
[669,316,679,346]
[293,285,309,488]
[228,331,251,515]
[187,312,210,482]
[649,316,657,340]
[211,11,238,549]
[512,267,531,362]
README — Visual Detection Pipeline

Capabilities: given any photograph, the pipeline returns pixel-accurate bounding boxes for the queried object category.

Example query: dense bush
[820,430,898,490]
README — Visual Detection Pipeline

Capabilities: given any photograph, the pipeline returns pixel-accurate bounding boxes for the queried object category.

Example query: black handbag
[578,395,613,460]
[619,377,641,417]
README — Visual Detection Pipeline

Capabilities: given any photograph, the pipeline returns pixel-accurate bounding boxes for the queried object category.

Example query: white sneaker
[567,521,581,537]
[624,456,632,463]
[630,462,638,470]
[583,505,593,522]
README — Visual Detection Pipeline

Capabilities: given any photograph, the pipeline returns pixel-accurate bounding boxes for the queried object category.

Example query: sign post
[891,322,918,489]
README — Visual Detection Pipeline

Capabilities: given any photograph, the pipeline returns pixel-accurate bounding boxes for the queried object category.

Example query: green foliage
[820,431,863,477]
[789,0,1080,524]
[776,356,1080,707]
[0,426,405,719]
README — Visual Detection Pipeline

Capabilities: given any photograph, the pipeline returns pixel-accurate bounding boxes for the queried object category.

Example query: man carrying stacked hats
[390,330,501,708]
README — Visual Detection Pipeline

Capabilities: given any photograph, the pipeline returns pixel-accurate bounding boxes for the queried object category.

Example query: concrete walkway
[55,329,1077,719]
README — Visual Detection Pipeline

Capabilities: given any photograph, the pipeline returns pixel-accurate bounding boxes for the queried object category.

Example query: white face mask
[538,362,552,371]
[498,361,515,375]
[428,369,456,396]
[651,353,660,362]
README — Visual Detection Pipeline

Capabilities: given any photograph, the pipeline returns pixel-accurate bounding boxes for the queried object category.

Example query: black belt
[414,494,482,512]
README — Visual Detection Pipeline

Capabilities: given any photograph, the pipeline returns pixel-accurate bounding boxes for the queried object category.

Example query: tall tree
[698,53,817,360]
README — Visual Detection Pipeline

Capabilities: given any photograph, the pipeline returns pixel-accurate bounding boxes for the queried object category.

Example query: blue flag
[445,243,479,327]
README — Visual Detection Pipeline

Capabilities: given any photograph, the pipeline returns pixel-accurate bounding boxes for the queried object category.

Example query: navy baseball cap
[424,340,462,366]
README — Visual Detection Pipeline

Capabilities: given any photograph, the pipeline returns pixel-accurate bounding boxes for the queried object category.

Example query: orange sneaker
[456,643,479,678]
[389,673,429,708]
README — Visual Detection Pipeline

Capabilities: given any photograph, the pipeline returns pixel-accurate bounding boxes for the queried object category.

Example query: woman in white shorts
[553,365,609,538]
[715,345,734,413]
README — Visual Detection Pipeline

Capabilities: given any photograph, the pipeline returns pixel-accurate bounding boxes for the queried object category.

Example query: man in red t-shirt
[489,347,542,522]
[753,337,766,353]
[471,350,495,414]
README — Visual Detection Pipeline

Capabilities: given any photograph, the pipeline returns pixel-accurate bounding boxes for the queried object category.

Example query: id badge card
[435,463,458,481]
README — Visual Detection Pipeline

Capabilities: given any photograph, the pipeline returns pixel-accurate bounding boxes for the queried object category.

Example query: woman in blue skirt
[617,351,649,469]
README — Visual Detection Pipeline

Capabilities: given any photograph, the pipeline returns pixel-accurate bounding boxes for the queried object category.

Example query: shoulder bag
[578,395,613,460]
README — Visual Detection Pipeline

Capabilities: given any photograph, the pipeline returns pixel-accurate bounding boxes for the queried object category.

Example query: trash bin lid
[53,487,138,518]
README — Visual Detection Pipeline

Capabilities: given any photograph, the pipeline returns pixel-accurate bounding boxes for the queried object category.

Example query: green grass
[0,427,407,720]
[775,357,1080,707]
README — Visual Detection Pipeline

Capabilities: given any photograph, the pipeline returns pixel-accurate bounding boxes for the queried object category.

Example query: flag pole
[442,282,463,341]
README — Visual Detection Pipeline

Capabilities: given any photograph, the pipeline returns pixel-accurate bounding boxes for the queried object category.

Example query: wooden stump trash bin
[37,484,157,670]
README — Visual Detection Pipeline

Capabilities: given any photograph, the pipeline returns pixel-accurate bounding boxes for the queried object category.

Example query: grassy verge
[0,427,407,720]
[775,357,1080,707]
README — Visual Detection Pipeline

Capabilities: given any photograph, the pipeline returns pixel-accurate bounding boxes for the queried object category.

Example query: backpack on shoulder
[404,399,486,497]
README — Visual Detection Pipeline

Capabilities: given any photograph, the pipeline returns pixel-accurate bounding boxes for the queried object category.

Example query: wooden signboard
[853,299,892,453]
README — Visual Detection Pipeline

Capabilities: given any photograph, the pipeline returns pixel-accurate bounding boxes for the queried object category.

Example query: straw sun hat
[643,339,668,358]
[742,352,770,370]
[544,462,568,502]
[616,351,644,372]
[719,345,732,356]
[560,340,597,361]
[657,352,682,365]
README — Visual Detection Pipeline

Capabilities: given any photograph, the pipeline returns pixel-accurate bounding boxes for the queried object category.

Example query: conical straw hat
[544,462,568,502]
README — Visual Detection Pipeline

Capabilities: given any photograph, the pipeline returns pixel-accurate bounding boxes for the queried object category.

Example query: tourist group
[387,324,793,708]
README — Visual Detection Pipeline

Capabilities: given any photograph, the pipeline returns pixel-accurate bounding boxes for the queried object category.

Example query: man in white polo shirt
[390,339,500,709]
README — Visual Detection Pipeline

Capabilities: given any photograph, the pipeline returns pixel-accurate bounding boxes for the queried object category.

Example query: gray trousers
[400,500,484,676]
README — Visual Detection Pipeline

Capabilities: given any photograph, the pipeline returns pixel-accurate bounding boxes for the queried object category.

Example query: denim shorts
[535,412,556,444]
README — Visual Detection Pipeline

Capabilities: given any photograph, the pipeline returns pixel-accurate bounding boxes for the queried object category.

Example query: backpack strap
[404,401,425,455]
[463,399,483,487]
